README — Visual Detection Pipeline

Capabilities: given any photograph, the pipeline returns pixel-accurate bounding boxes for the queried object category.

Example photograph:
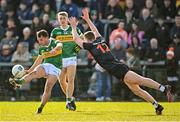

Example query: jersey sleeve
[83,42,93,50]
[50,28,56,38]
[77,28,83,36]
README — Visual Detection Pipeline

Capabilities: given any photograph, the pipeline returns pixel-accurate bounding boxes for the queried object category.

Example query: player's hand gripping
[82,8,90,21]
[69,17,78,28]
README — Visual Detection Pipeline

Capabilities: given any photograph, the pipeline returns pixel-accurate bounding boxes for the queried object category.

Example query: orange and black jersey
[83,37,129,80]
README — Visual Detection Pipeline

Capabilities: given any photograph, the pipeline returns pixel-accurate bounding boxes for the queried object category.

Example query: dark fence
[0,61,179,101]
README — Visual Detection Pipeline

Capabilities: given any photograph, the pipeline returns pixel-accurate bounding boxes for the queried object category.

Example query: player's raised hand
[69,17,78,28]
[82,8,89,21]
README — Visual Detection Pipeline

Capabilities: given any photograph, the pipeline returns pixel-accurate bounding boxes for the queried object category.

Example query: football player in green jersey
[9,30,63,114]
[51,11,82,111]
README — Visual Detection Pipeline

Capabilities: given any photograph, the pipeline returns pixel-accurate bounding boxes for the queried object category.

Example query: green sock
[18,79,25,85]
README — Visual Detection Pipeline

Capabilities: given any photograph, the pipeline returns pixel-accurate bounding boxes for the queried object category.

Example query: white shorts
[62,57,77,68]
[38,63,61,80]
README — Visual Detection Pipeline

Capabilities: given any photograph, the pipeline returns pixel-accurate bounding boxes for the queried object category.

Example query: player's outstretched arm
[27,55,44,73]
[82,8,101,38]
[69,17,84,48]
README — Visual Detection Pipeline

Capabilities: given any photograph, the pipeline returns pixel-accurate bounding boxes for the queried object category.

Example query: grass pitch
[0,102,180,121]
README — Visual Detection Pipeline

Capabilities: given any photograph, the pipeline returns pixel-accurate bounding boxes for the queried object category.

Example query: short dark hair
[36,30,49,38]
[84,31,95,41]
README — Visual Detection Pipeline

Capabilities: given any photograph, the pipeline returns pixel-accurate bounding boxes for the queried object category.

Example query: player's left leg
[125,82,164,115]
[36,75,57,114]
[124,71,173,102]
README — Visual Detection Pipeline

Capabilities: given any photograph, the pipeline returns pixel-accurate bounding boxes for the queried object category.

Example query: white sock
[159,85,165,92]
[152,101,159,109]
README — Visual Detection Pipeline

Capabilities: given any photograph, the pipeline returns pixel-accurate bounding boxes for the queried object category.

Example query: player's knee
[129,86,141,96]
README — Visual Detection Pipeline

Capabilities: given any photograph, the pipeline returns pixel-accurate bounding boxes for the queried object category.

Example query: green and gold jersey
[39,39,62,69]
[50,25,82,58]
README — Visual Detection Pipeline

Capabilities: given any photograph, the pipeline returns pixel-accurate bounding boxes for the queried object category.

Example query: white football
[12,64,25,78]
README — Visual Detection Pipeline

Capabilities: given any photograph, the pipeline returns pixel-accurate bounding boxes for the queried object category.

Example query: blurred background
[0,0,179,102]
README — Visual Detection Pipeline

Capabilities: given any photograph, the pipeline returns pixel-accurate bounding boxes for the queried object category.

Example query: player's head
[36,30,49,46]
[57,11,68,26]
[84,31,95,42]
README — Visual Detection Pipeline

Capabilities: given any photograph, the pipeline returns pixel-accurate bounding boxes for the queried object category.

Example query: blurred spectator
[128,22,144,45]
[89,0,107,19]
[134,0,145,13]
[0,0,7,12]
[165,47,179,101]
[0,29,18,52]
[110,39,128,100]
[124,0,139,19]
[172,34,180,60]
[145,0,159,19]
[0,25,5,40]
[11,42,31,63]
[19,27,35,51]
[28,3,42,20]
[0,0,7,23]
[60,0,79,18]
[124,11,134,33]
[126,47,141,73]
[30,16,42,36]
[105,0,124,20]
[90,10,104,36]
[170,15,180,41]
[0,44,12,62]
[17,1,30,21]
[159,0,177,20]
[95,64,111,101]
[40,4,56,20]
[38,0,56,12]
[2,6,20,28]
[87,72,97,98]
[40,14,53,35]
[56,0,63,12]
[138,8,156,41]
[155,17,171,49]
[6,18,21,37]
[145,38,164,62]
[130,35,145,59]
[111,39,126,62]
[109,21,128,49]
[30,42,39,63]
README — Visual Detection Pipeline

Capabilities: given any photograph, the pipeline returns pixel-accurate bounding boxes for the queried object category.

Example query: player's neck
[60,25,69,30]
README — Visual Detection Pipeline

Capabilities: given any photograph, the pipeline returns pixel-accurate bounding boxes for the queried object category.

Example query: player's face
[58,15,68,26]
[37,36,49,46]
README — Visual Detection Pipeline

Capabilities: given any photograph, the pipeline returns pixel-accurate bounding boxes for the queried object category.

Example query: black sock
[39,104,44,110]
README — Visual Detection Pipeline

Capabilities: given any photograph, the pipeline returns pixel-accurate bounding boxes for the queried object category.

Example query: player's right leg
[9,65,46,89]
[36,75,57,114]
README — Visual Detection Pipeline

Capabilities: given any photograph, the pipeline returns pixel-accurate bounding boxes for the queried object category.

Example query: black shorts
[108,63,129,81]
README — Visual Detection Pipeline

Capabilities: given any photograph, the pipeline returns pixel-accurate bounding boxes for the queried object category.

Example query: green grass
[0,102,180,121]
